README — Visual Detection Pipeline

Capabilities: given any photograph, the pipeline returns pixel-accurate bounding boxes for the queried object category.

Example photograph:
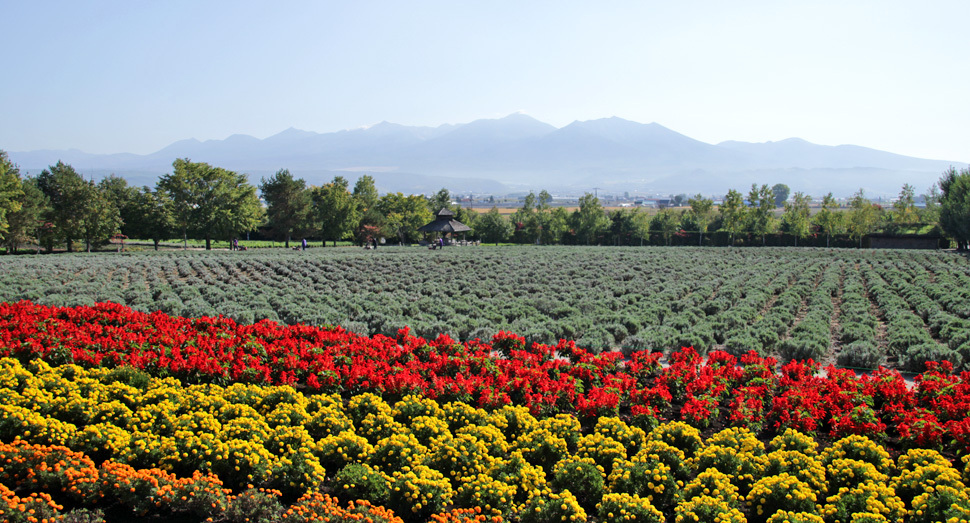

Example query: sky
[2,1,969,163]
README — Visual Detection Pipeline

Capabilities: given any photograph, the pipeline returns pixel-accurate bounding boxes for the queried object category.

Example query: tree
[650,208,680,246]
[920,183,942,226]
[0,150,25,242]
[771,183,791,208]
[747,184,775,246]
[352,175,380,211]
[377,192,432,245]
[545,207,570,244]
[812,193,844,248]
[939,166,970,250]
[688,194,714,246]
[158,159,262,250]
[888,183,918,233]
[124,187,176,250]
[572,193,611,245]
[673,193,688,207]
[428,188,453,215]
[781,192,812,246]
[719,189,747,246]
[608,208,640,246]
[36,162,120,252]
[260,169,311,248]
[353,175,383,246]
[477,207,513,245]
[79,184,123,252]
[3,176,46,253]
[846,188,879,248]
[311,176,359,247]
[513,192,539,244]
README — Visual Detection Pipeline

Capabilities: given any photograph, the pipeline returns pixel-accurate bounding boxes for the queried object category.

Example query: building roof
[418,208,472,233]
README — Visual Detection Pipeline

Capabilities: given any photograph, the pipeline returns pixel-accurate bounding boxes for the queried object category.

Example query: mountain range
[9,114,964,197]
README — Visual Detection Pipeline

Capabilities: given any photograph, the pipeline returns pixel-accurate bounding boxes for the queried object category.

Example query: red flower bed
[1,301,969,452]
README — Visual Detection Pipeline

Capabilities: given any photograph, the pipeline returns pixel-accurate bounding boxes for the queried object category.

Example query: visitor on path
[301,238,307,251]
[232,238,238,251]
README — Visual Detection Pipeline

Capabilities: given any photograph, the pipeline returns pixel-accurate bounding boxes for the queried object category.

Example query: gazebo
[418,208,472,245]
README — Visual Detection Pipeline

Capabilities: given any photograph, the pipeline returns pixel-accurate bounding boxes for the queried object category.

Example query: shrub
[520,488,587,523]
[597,492,664,523]
[607,455,679,511]
[691,444,767,494]
[387,464,454,522]
[837,341,883,370]
[647,421,703,458]
[673,495,746,523]
[764,511,824,523]
[745,474,818,523]
[908,484,970,523]
[454,473,518,518]
[767,428,818,456]
[224,487,286,523]
[821,482,905,523]
[314,431,374,472]
[821,435,894,476]
[332,463,390,505]
[825,459,889,495]
[576,433,627,476]
[890,463,965,507]
[551,455,605,511]
[764,450,826,491]
[681,469,742,508]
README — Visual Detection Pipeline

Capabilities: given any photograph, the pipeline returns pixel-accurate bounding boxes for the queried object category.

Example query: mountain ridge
[8,115,964,197]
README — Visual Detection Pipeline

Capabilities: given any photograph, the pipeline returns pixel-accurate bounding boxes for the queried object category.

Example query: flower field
[0,247,968,372]
[2,302,970,522]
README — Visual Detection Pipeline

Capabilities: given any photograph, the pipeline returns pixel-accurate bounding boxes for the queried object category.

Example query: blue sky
[2,1,968,163]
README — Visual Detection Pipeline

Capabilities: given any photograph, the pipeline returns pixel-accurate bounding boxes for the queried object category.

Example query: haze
[2,1,968,164]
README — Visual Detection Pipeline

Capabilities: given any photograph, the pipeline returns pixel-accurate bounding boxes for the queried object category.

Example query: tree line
[1,150,969,252]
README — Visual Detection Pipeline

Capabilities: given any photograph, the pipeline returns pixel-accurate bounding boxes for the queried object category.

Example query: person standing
[301,238,307,251]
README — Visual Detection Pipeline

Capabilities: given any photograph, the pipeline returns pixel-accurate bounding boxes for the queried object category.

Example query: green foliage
[158,158,262,250]
[260,169,311,248]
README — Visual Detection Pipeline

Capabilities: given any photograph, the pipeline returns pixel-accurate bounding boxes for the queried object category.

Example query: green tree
[608,208,641,246]
[781,192,812,246]
[847,188,879,248]
[543,207,570,245]
[747,183,775,246]
[477,207,513,245]
[353,175,383,246]
[36,162,116,252]
[920,183,942,226]
[158,159,262,250]
[124,187,176,250]
[771,183,791,208]
[719,189,747,246]
[889,183,918,233]
[80,184,123,252]
[260,169,311,248]
[939,166,970,250]
[513,192,539,244]
[812,193,844,248]
[0,151,25,242]
[688,194,714,246]
[377,192,432,245]
[3,176,47,253]
[428,188,453,215]
[650,208,680,246]
[572,193,611,245]
[311,176,359,247]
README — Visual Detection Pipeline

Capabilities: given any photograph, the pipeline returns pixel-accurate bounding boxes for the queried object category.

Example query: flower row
[3,358,970,522]
[1,301,969,452]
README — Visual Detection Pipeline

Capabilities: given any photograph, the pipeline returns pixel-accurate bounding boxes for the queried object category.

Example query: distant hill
[9,114,964,197]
